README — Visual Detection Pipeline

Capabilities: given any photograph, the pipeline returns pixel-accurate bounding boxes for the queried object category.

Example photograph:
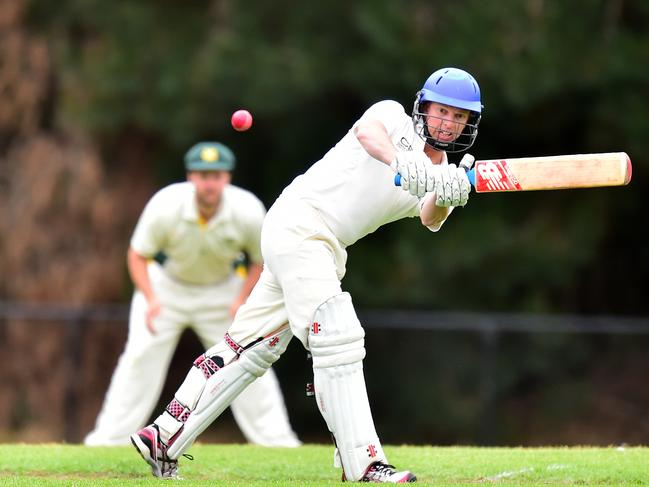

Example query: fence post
[477,327,499,445]
[63,312,86,443]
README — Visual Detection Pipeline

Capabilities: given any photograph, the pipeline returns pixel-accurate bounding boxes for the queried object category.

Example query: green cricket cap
[184,142,236,171]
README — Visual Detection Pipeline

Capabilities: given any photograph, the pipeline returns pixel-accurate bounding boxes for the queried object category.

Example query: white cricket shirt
[130,182,265,285]
[279,100,449,246]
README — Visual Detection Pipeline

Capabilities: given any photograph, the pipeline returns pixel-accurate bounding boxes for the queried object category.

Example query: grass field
[0,443,647,486]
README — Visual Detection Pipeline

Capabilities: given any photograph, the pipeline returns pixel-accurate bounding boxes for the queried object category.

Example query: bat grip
[393,168,476,186]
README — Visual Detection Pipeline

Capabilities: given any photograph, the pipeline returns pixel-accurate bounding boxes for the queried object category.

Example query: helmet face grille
[412,96,481,153]
[412,67,483,152]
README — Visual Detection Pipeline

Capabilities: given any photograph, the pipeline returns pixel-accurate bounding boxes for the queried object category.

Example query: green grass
[0,443,647,486]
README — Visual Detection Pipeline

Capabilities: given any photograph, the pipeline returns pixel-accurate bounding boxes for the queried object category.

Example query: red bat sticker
[474,160,522,192]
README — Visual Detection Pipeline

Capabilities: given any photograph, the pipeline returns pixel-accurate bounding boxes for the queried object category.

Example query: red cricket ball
[231,109,253,131]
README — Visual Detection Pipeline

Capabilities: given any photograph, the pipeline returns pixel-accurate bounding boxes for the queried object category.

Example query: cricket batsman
[131,67,482,482]
[85,142,300,448]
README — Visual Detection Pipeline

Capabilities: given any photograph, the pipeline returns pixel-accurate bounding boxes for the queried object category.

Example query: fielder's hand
[391,151,440,198]
[145,296,161,334]
[229,296,245,319]
[434,163,472,207]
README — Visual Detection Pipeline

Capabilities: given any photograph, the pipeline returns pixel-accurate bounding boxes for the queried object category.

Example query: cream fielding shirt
[279,100,450,247]
[130,182,265,285]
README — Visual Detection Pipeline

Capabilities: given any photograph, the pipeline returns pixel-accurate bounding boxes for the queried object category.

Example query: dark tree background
[1,0,648,445]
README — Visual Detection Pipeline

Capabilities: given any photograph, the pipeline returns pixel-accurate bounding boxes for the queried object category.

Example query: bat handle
[466,168,475,186]
[393,168,476,186]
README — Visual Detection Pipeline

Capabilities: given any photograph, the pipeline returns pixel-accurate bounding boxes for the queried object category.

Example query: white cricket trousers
[84,262,300,447]
[157,198,386,481]
[174,198,388,479]
[228,197,348,348]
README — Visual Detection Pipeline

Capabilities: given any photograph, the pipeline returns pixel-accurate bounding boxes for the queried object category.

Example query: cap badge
[200,147,219,162]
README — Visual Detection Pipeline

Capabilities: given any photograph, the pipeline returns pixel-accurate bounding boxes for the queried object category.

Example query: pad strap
[157,326,292,459]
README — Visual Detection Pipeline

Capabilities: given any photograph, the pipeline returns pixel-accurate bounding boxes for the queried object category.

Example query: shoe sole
[130,433,162,478]
[397,472,417,483]
[342,471,418,483]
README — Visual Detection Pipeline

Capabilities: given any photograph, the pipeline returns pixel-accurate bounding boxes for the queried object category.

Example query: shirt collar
[181,185,231,225]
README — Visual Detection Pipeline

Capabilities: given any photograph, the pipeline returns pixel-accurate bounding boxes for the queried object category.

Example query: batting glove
[434,164,471,207]
[392,151,439,198]
[459,153,476,172]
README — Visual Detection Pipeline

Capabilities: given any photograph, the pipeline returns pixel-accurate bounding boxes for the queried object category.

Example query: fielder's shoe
[343,461,417,483]
[130,424,179,479]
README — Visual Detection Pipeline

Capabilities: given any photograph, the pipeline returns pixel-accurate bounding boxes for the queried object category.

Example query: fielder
[85,141,300,448]
[131,67,482,482]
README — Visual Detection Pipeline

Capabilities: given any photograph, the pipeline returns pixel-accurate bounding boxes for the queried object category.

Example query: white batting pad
[155,326,292,459]
[309,292,387,481]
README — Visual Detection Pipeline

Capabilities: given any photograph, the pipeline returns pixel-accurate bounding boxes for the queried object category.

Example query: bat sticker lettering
[476,161,522,192]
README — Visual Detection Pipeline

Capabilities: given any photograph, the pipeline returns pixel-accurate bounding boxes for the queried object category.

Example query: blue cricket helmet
[413,67,483,152]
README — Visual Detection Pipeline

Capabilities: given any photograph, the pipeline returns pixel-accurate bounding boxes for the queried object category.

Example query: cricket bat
[394,152,632,192]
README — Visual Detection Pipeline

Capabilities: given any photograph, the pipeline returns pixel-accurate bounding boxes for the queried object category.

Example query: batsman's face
[424,102,470,143]
[187,170,231,208]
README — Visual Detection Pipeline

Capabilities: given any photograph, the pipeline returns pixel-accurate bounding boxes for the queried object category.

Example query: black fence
[1,301,649,443]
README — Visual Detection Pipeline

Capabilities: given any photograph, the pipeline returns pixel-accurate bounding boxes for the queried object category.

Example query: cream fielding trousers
[84,262,300,447]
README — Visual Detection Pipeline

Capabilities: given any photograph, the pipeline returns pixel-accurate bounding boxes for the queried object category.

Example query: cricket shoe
[343,461,417,483]
[130,424,181,479]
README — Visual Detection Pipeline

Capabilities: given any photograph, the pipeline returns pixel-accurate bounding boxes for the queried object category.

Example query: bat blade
[471,152,632,193]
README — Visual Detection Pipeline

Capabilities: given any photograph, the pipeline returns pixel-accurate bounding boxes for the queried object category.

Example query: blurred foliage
[24,0,649,315]
[0,0,643,446]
